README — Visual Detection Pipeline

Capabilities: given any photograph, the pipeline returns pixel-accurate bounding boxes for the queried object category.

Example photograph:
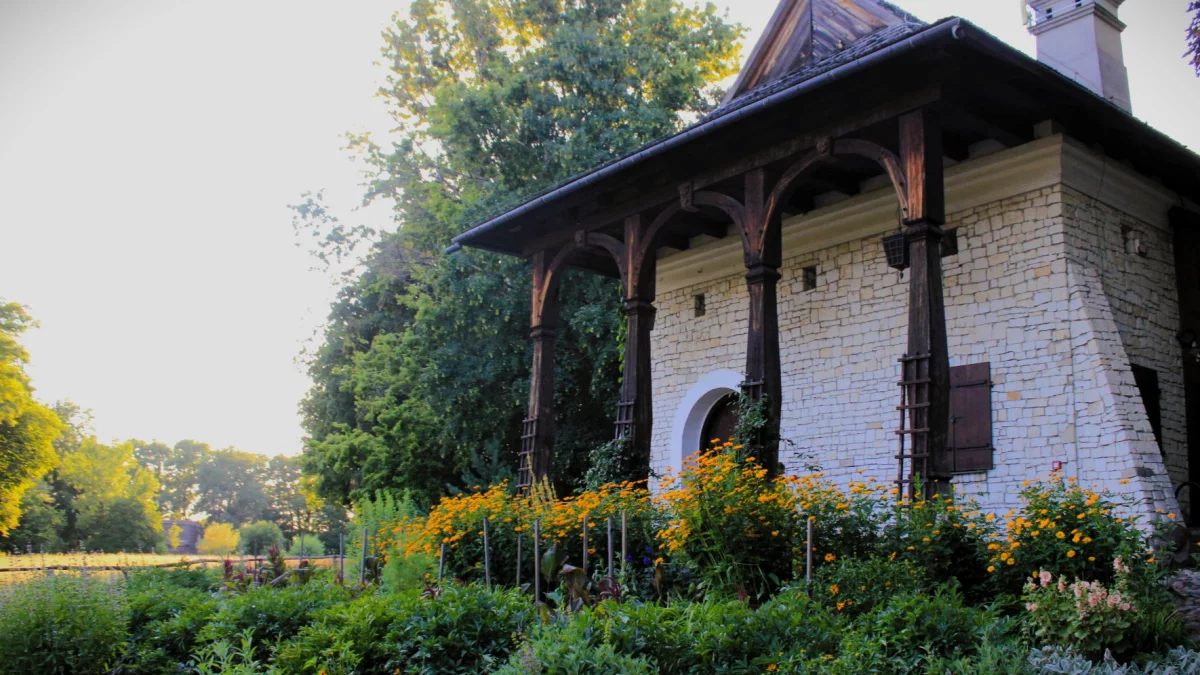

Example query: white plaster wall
[647,149,1184,519]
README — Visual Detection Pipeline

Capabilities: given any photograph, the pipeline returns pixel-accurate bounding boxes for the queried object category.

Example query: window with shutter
[949,362,994,473]
[1130,364,1162,449]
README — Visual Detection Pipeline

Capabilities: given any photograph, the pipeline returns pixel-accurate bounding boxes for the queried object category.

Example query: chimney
[1026,0,1132,113]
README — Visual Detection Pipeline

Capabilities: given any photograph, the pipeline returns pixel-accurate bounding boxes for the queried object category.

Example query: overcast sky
[1,0,1197,456]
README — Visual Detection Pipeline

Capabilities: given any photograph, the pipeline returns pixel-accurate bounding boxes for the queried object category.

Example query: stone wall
[648,180,1182,518]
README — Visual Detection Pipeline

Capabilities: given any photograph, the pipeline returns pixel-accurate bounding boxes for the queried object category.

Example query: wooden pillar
[898,108,951,496]
[1171,208,1200,492]
[615,215,656,479]
[741,169,783,470]
[521,250,558,492]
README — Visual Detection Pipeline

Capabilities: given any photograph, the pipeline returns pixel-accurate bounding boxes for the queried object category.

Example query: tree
[239,520,285,555]
[194,448,269,527]
[1,481,63,553]
[197,522,239,555]
[55,437,163,551]
[132,439,205,517]
[0,301,63,535]
[298,0,742,507]
[1189,2,1199,76]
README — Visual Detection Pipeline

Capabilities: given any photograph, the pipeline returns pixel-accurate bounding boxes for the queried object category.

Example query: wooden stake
[516,532,522,588]
[621,511,628,575]
[482,518,491,590]
[606,517,614,581]
[582,514,589,575]
[805,517,814,598]
[359,527,368,585]
[438,543,446,584]
[533,520,541,603]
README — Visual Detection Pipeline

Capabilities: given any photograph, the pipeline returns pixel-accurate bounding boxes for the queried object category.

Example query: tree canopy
[296,0,742,508]
[0,301,62,536]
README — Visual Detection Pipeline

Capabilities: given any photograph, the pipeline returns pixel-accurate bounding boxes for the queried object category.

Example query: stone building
[451,0,1200,519]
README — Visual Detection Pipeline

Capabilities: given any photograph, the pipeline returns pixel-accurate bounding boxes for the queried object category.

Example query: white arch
[669,369,744,473]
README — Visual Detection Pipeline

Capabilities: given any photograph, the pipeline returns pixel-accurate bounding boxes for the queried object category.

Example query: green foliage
[497,637,657,675]
[383,548,436,594]
[286,534,325,557]
[1022,570,1139,660]
[1027,646,1200,674]
[829,585,1011,674]
[240,520,285,556]
[195,448,271,528]
[0,574,128,675]
[275,592,404,674]
[198,522,240,555]
[583,436,635,491]
[1189,2,1199,77]
[1,480,64,552]
[298,0,743,508]
[382,585,536,674]
[813,557,927,618]
[199,581,352,648]
[0,300,63,536]
[989,477,1154,596]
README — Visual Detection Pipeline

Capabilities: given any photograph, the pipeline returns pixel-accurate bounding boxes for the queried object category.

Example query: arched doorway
[669,369,744,474]
[700,392,739,450]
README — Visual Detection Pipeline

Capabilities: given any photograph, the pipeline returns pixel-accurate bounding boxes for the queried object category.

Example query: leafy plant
[1021,568,1138,659]
[496,636,657,675]
[239,521,285,556]
[0,573,129,675]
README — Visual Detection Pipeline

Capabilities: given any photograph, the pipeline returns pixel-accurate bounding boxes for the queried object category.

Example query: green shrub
[497,636,657,675]
[286,534,325,557]
[198,522,240,555]
[0,574,129,675]
[989,477,1153,595]
[876,490,995,600]
[831,584,1009,674]
[275,592,408,675]
[199,581,352,648]
[239,521,285,556]
[383,548,436,593]
[813,557,927,618]
[120,573,219,675]
[1022,570,1139,660]
[1027,646,1200,674]
[383,584,536,674]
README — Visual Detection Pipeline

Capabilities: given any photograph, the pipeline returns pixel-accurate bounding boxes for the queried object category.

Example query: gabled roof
[723,0,922,103]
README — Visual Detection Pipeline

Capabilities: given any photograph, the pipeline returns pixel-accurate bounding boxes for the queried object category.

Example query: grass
[0,552,341,585]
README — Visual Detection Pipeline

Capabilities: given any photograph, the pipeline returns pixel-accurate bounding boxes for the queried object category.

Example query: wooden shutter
[949,362,994,473]
[1130,364,1162,449]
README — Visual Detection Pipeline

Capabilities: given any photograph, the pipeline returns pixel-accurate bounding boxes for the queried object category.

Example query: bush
[239,521,284,556]
[83,498,166,553]
[286,534,325,557]
[0,574,129,675]
[1027,646,1200,674]
[497,636,657,675]
[121,570,220,674]
[813,557,927,617]
[656,446,804,598]
[198,580,352,647]
[198,522,240,555]
[989,476,1155,595]
[383,548,436,593]
[1022,569,1139,659]
[383,584,536,674]
[275,592,407,675]
[830,584,1008,674]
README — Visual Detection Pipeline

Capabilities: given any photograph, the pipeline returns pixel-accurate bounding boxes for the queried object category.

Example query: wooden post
[898,108,951,496]
[740,169,783,470]
[620,511,627,575]
[533,520,542,603]
[805,517,814,597]
[615,214,656,479]
[606,517,614,581]
[521,251,559,492]
[438,543,446,584]
[582,515,588,575]
[482,518,491,590]
[358,527,368,585]
[516,532,522,589]
[338,533,344,581]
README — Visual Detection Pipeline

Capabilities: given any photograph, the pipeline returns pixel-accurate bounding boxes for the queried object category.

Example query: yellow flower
[1055,531,1066,539]
[768,666,778,672]
[1066,550,1076,558]
[1119,479,1130,484]
[829,584,839,595]
[985,514,996,522]
[825,553,836,562]
[987,565,996,572]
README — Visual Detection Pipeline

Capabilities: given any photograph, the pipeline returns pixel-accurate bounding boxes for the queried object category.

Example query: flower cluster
[1021,565,1138,658]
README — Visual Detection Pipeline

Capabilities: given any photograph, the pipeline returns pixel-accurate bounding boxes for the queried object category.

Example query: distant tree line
[0,299,346,554]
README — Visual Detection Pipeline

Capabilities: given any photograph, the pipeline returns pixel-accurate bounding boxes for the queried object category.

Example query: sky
[1,0,1197,457]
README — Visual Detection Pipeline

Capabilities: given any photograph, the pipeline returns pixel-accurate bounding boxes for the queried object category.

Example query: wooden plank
[900,108,945,225]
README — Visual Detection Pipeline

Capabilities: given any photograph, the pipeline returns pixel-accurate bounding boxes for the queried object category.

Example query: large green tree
[0,301,63,536]
[298,0,741,507]
[194,448,271,527]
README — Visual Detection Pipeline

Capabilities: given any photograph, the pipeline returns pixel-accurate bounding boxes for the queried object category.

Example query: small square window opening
[802,266,818,291]
[694,294,706,317]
